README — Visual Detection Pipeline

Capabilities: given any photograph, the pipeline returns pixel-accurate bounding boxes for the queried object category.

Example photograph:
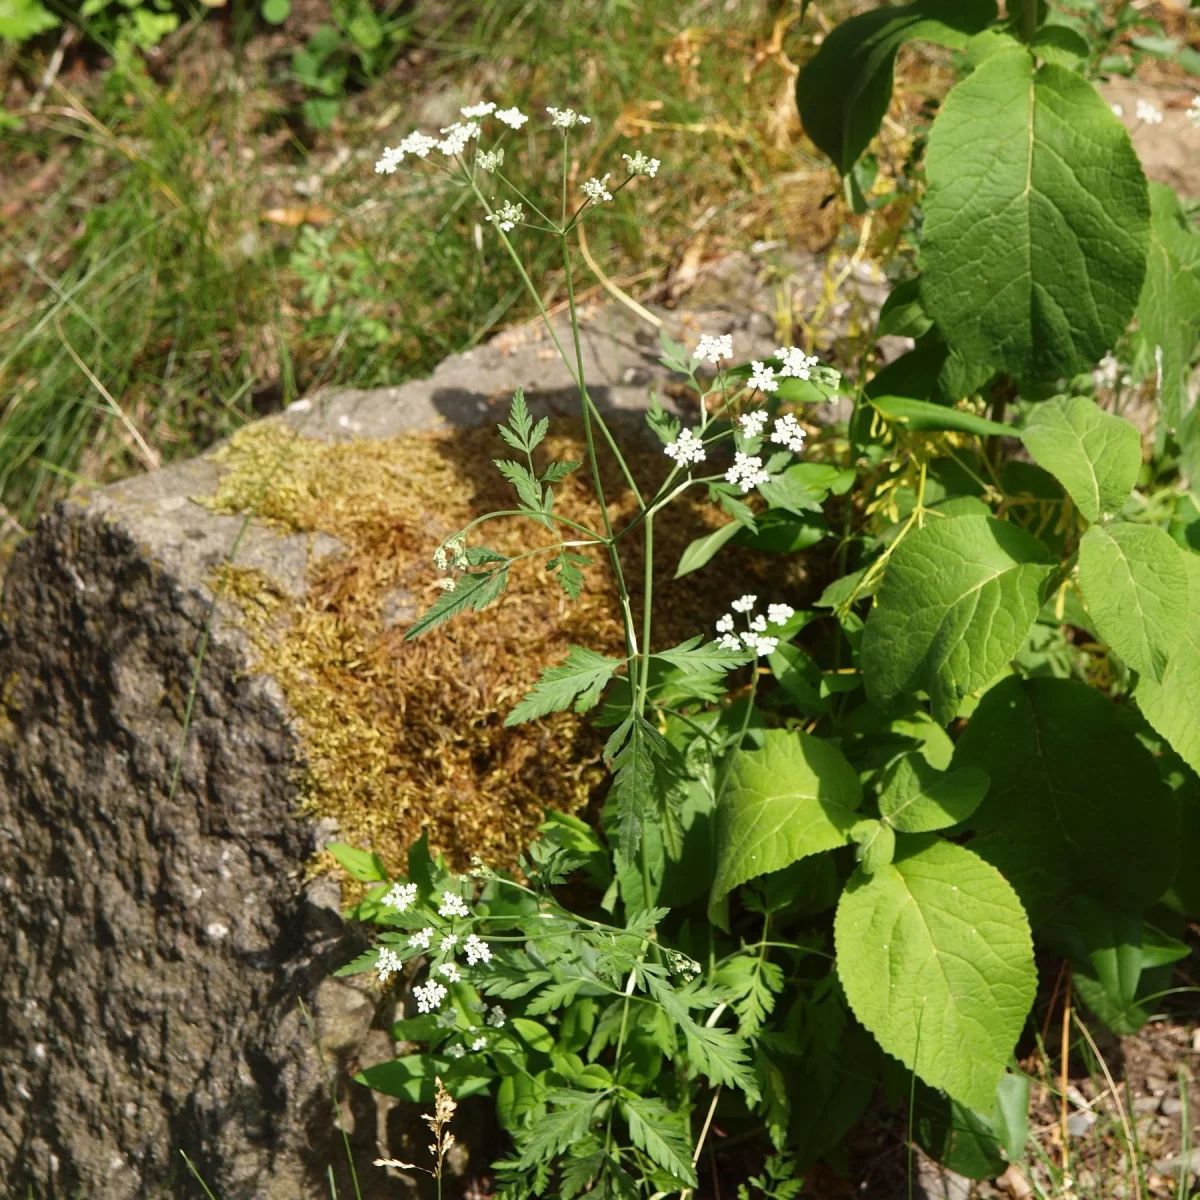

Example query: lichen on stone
[202,417,808,872]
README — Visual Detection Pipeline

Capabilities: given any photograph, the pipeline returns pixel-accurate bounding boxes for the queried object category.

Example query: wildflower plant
[340,22,1200,1191]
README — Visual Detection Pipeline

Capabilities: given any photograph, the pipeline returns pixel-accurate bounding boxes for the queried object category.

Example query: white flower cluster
[739,410,768,439]
[582,174,613,203]
[464,934,493,965]
[461,101,496,119]
[375,105,531,174]
[410,927,435,950]
[770,413,807,454]
[434,538,468,571]
[487,1004,506,1028]
[485,201,524,232]
[382,882,418,912]
[622,151,660,178]
[664,427,706,466]
[1189,97,1200,130]
[714,595,794,656]
[377,946,403,982]
[777,346,819,380]
[438,961,461,983]
[414,980,448,1013]
[693,333,733,365]
[665,949,702,984]
[438,121,481,156]
[478,148,504,173]
[725,451,769,494]
[1136,99,1163,126]
[438,891,471,918]
[496,107,529,129]
[547,106,591,128]
[749,361,778,393]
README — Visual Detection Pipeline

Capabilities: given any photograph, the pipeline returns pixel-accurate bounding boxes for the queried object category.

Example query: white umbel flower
[446,1043,466,1058]
[731,595,757,613]
[464,935,492,965]
[410,927,435,951]
[582,174,613,203]
[749,614,767,633]
[694,333,733,365]
[664,427,706,466]
[374,131,439,174]
[438,891,471,918]
[622,151,660,178]
[767,603,795,626]
[776,346,819,380]
[749,361,778,393]
[440,934,458,950]
[717,633,743,651]
[470,1036,487,1051]
[1135,99,1163,125]
[414,981,448,1013]
[547,106,591,128]
[740,632,778,657]
[477,148,505,173]
[770,414,807,454]
[725,452,770,493]
[437,962,461,983]
[495,107,529,129]
[485,201,524,232]
[739,410,768,439]
[377,947,403,983]
[486,1005,506,1028]
[715,613,735,634]
[382,882,418,912]
[461,101,496,119]
[437,121,480,156]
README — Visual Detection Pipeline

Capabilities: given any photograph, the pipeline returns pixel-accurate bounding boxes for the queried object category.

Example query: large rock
[0,251,877,1198]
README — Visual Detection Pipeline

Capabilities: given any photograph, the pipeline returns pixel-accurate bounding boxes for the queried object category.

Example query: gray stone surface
[0,249,884,1198]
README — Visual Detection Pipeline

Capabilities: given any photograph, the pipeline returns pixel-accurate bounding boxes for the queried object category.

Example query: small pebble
[1160,1095,1184,1117]
[1133,1095,1160,1114]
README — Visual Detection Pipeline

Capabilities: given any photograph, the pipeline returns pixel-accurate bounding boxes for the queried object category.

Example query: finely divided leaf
[835,836,1036,1113]
[860,515,1054,724]
[878,753,990,833]
[495,459,547,512]
[710,730,862,926]
[620,1096,698,1186]
[506,647,623,726]
[1021,396,1141,523]
[516,1090,608,1169]
[920,50,1150,386]
[1078,522,1188,681]
[607,713,667,859]
[652,636,751,675]
[405,567,509,640]
[796,0,997,174]
[954,676,1177,922]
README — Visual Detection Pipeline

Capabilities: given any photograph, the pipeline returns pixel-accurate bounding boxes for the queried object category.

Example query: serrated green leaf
[505,387,533,443]
[607,713,667,859]
[405,567,509,639]
[861,515,1054,724]
[1078,522,1188,681]
[495,459,546,513]
[1136,554,1200,775]
[646,392,682,446]
[547,550,590,600]
[541,460,582,484]
[714,955,785,1035]
[835,836,1036,1113]
[652,635,751,675]
[710,730,862,925]
[954,676,1177,922]
[621,1096,698,1185]
[870,395,1012,437]
[506,647,623,726]
[879,753,990,833]
[1136,182,1200,437]
[516,1090,609,1169]
[1021,396,1141,523]
[795,0,997,174]
[674,520,744,578]
[920,50,1150,386]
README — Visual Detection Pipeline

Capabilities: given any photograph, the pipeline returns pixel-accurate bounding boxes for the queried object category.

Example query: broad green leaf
[994,1073,1031,1163]
[1021,396,1141,522]
[357,1055,492,1102]
[709,730,862,925]
[1078,522,1188,681]
[861,515,1054,724]
[326,842,388,882]
[835,836,1036,1113]
[405,566,508,639]
[675,520,743,578]
[511,1017,556,1054]
[0,0,59,38]
[795,0,997,174]
[920,50,1150,386]
[913,1083,1007,1181]
[850,818,895,874]
[878,753,990,833]
[870,394,1012,438]
[1136,183,1200,436]
[1136,555,1200,774]
[757,463,853,514]
[734,510,828,553]
[1031,24,1089,67]
[954,677,1177,922]
[505,646,623,726]
[877,277,935,340]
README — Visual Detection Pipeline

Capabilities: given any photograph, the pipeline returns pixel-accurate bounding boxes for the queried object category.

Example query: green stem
[1021,0,1039,43]
[637,512,654,712]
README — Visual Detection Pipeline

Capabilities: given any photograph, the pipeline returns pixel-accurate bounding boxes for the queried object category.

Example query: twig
[577,221,662,329]
[1060,967,1072,1174]
[30,26,77,114]
[1073,1011,1142,1200]
[54,315,161,471]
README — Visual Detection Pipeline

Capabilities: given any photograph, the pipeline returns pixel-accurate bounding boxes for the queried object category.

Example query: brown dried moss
[204,417,810,870]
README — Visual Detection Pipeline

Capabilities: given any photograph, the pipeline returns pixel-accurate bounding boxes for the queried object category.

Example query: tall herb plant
[336,9,1200,1193]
